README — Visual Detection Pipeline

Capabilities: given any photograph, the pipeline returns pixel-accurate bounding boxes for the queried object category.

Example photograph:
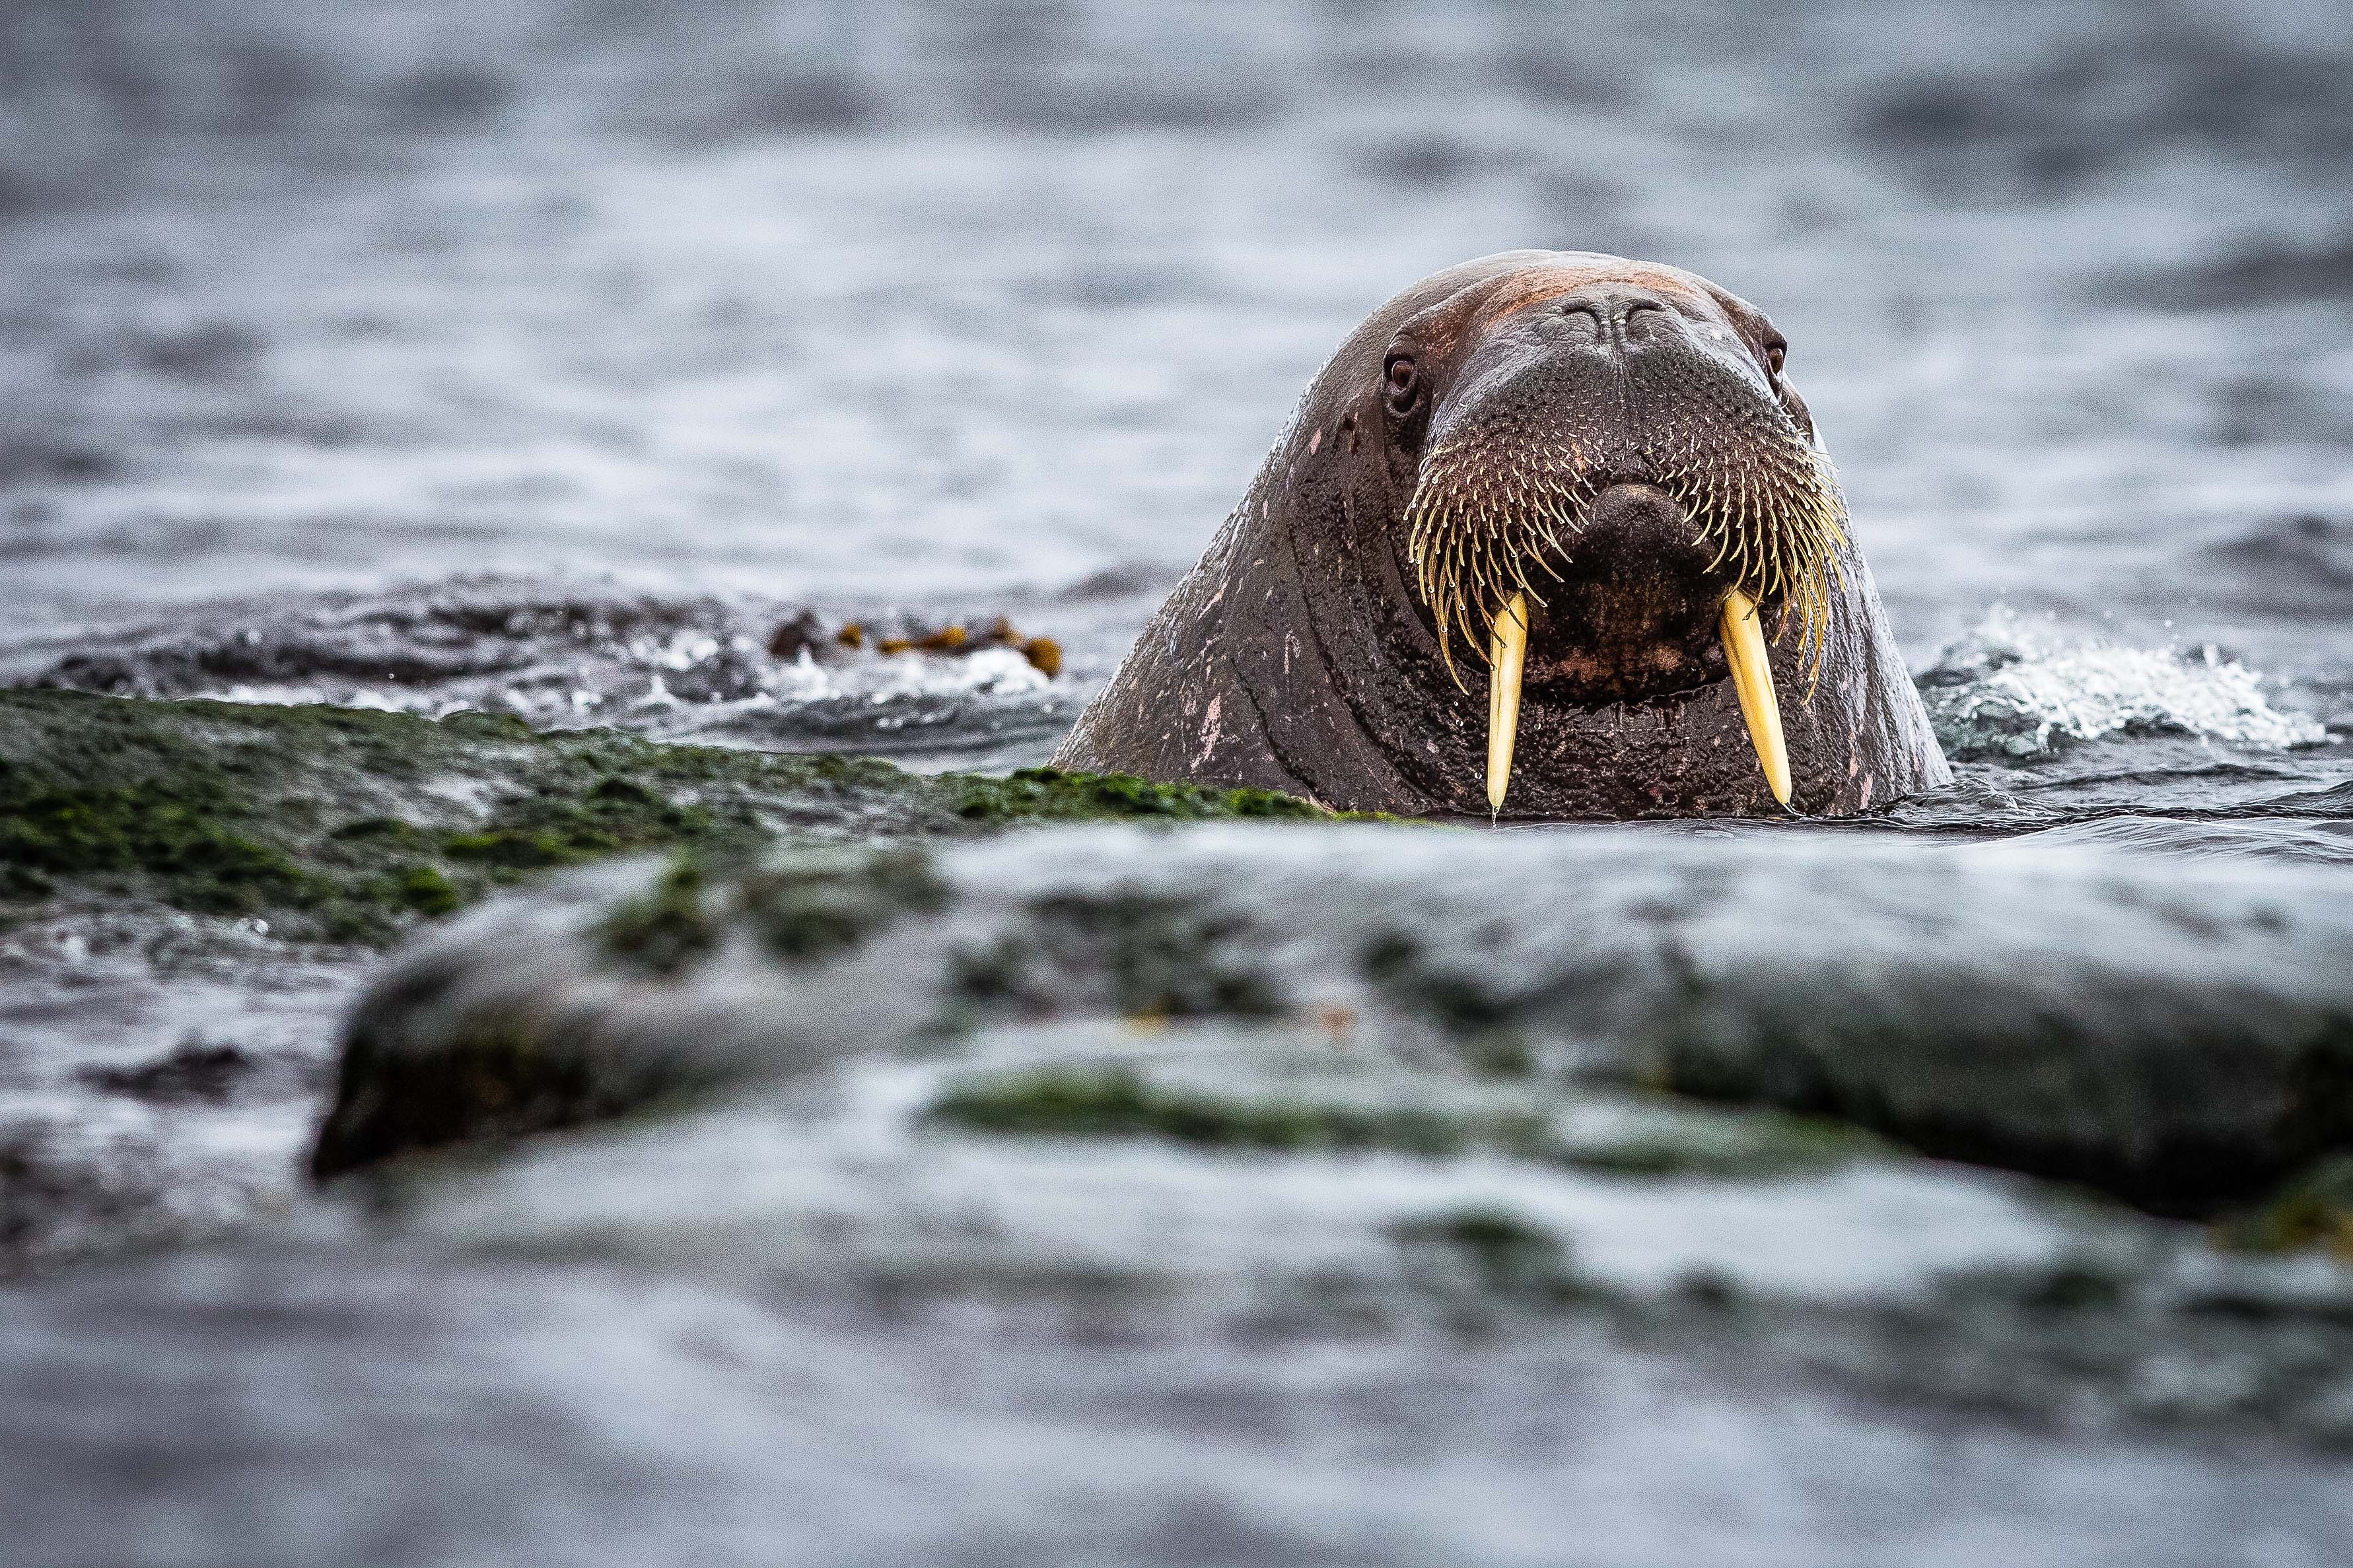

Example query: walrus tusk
[1718,589,1792,807]
[1486,592,1528,815]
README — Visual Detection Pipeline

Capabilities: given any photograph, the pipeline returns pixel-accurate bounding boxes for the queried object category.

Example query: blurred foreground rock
[318,827,2353,1214]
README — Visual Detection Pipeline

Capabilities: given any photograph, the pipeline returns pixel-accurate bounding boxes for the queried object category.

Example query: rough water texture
[4,0,2352,1561]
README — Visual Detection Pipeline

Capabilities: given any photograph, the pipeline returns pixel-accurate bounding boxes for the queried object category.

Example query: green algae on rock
[312,839,982,1176]
[925,1064,1881,1181]
[595,857,723,979]
[1351,862,2353,1218]
[940,767,1340,824]
[738,846,952,962]
[927,1066,1535,1157]
[2216,1155,2353,1262]
[1545,1106,1891,1180]
[0,690,1346,945]
[1388,1206,1601,1309]
[947,890,1286,1023]
[595,844,953,980]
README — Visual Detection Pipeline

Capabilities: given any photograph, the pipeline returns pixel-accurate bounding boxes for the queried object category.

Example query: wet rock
[656,644,765,703]
[0,689,1335,947]
[314,826,2353,1221]
[78,1038,263,1105]
[763,609,828,660]
[307,844,974,1176]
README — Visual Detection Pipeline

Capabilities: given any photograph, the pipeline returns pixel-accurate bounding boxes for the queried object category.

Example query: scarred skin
[1053,251,1953,818]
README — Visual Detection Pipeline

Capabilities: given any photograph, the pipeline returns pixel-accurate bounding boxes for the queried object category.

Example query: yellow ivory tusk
[1486,592,1528,816]
[1718,589,1792,807]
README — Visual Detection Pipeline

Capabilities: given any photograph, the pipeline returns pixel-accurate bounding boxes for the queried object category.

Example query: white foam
[199,640,1056,728]
[1930,605,2327,755]
[864,645,1053,700]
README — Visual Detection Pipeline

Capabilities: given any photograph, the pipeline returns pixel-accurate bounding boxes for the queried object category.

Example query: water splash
[1919,605,2329,761]
[11,581,1073,764]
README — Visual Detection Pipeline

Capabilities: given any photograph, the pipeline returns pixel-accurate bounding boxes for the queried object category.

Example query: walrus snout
[1405,298,1847,683]
[1522,481,1730,702]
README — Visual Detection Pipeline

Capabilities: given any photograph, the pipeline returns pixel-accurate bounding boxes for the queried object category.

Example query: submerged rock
[77,1037,319,1106]
[5,580,1091,767]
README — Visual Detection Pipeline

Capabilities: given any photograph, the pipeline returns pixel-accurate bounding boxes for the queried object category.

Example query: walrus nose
[1550,285,1672,345]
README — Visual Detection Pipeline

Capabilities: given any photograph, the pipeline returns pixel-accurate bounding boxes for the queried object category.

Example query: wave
[11,578,1079,767]
[1918,605,2329,761]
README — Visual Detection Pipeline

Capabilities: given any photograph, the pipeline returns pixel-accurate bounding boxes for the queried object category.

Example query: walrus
[1053,250,1952,818]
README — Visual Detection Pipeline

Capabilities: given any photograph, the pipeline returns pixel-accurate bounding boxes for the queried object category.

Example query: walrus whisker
[1408,386,1847,737]
[1506,549,1549,609]
[1704,526,1736,574]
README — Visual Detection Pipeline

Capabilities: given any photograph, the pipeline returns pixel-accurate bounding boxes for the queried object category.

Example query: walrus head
[1054,250,1952,819]
[1383,257,1844,808]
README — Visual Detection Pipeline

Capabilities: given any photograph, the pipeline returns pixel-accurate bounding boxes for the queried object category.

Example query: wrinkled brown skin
[1053,251,1953,819]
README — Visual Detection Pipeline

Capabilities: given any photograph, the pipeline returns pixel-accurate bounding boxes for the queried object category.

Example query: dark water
[3,0,2352,1560]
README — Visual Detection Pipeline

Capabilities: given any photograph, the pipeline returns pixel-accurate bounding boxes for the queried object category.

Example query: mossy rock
[949,891,1288,1023]
[941,767,1339,824]
[312,837,973,1176]
[927,1067,1530,1157]
[1547,1108,1889,1180]
[2216,1155,2353,1261]
[311,1004,727,1178]
[0,689,1362,945]
[1388,1206,1599,1308]
[929,1066,1883,1182]
[596,846,952,979]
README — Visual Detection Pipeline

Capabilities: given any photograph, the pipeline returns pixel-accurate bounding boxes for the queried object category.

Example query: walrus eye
[1384,355,1419,413]
[1765,341,1786,376]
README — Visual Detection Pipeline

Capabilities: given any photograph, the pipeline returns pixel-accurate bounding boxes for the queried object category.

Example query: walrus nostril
[1551,284,1671,334]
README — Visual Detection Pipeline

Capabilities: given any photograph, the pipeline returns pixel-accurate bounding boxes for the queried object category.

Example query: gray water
[3,0,2352,1561]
